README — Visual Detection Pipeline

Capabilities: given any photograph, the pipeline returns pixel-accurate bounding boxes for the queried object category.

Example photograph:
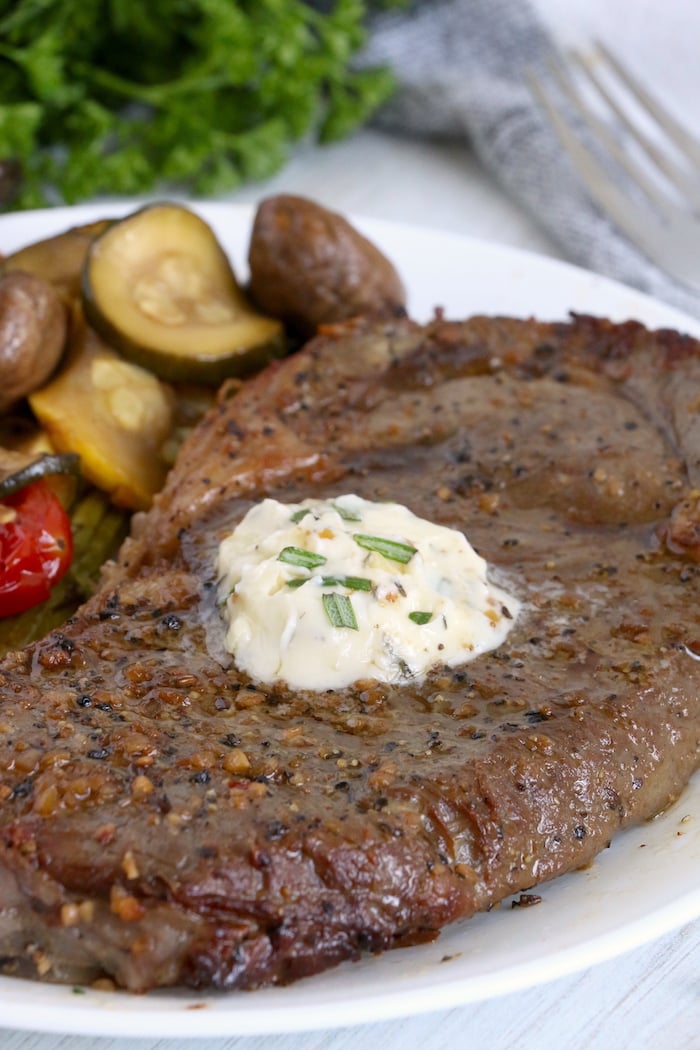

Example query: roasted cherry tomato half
[0,480,73,617]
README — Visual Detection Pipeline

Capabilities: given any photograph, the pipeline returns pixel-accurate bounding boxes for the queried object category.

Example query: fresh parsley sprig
[0,0,399,210]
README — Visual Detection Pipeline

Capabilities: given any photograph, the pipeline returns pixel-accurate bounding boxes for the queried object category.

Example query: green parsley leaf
[408,611,432,625]
[0,0,399,210]
[322,591,358,630]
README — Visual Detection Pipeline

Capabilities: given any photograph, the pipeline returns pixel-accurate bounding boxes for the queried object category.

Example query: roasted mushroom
[248,194,406,338]
[0,271,67,412]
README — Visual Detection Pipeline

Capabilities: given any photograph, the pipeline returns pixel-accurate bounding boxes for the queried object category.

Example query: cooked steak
[1,313,699,991]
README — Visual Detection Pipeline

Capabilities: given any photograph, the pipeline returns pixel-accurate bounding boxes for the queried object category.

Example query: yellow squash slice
[29,316,174,511]
[4,220,112,301]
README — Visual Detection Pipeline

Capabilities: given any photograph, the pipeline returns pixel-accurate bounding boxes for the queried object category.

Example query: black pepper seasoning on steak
[0,312,698,991]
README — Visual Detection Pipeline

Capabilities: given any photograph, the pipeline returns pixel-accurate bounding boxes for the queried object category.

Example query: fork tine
[546,57,679,222]
[526,70,671,264]
[574,46,700,211]
[596,41,700,169]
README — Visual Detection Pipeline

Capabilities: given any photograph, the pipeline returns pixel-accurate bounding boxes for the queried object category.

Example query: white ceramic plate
[1,202,699,1038]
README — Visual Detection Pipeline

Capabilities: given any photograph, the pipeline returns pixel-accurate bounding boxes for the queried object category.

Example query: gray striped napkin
[361,0,700,319]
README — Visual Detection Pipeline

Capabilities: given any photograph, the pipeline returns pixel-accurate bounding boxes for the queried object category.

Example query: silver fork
[527,42,700,292]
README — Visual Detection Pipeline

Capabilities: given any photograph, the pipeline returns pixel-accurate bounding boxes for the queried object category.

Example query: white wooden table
[2,1,700,1046]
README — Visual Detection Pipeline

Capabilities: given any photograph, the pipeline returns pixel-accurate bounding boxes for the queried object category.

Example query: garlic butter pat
[217,495,520,690]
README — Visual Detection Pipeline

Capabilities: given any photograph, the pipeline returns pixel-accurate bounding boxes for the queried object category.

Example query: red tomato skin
[0,481,73,617]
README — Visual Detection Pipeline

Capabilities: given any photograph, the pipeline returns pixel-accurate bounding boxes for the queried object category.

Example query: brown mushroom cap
[0,271,67,412]
[248,194,406,338]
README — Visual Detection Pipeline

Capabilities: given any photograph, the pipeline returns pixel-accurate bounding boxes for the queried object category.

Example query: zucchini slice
[29,315,174,511]
[82,203,286,383]
[0,449,80,501]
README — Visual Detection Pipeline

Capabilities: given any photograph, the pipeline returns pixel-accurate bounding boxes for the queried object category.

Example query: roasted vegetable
[0,479,74,617]
[0,488,128,655]
[82,203,286,383]
[0,448,80,500]
[248,194,406,337]
[29,315,174,510]
[0,427,80,509]
[4,220,111,302]
[0,271,67,411]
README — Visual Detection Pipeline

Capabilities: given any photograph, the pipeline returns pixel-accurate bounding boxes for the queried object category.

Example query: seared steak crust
[1,313,699,990]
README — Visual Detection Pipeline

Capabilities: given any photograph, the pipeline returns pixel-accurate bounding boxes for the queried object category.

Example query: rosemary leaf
[322,592,358,630]
[333,503,362,522]
[353,533,416,564]
[321,575,372,591]
[290,508,311,523]
[278,546,327,569]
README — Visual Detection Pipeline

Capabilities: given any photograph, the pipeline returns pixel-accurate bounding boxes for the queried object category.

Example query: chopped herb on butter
[290,508,312,524]
[322,575,372,591]
[278,546,326,569]
[322,592,358,630]
[333,503,362,522]
[353,533,417,564]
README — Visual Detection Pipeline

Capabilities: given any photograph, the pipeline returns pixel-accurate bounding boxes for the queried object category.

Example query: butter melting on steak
[0,313,699,991]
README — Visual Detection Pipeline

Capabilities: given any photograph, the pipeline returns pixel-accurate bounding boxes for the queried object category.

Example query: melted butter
[217,495,520,690]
